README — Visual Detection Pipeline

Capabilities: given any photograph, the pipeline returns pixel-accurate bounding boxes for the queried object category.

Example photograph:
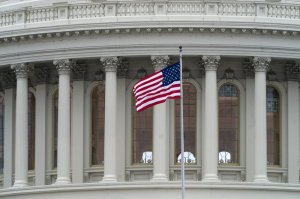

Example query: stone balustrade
[1,1,300,28]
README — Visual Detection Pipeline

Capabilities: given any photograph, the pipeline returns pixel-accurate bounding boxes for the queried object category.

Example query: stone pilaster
[252,56,270,183]
[11,63,33,187]
[151,55,170,182]
[53,59,72,184]
[202,56,220,182]
[101,57,119,182]
[285,61,300,183]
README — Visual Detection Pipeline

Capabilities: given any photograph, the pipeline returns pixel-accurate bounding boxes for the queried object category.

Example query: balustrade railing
[1,1,300,28]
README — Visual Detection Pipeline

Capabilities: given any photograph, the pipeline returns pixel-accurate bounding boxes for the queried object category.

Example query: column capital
[202,56,221,71]
[11,63,33,79]
[72,64,86,81]
[100,57,120,72]
[54,59,73,75]
[252,57,271,72]
[0,71,16,89]
[33,67,49,84]
[243,59,255,78]
[151,55,169,71]
[117,59,129,78]
[285,61,299,81]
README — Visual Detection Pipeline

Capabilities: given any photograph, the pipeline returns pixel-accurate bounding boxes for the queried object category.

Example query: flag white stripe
[133,76,163,94]
[136,93,180,111]
[136,81,180,100]
[133,72,162,91]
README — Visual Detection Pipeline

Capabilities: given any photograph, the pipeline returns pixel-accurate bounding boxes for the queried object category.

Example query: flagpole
[179,46,185,199]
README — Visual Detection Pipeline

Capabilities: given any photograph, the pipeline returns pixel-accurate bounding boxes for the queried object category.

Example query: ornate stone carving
[11,63,33,79]
[100,57,120,72]
[285,61,299,81]
[53,59,73,75]
[243,58,254,78]
[0,71,16,89]
[267,70,277,81]
[252,57,271,72]
[151,55,169,71]
[33,67,49,84]
[72,64,86,80]
[223,67,235,80]
[117,59,129,78]
[202,55,220,71]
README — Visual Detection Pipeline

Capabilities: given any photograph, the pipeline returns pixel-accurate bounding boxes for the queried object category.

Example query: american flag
[133,62,181,112]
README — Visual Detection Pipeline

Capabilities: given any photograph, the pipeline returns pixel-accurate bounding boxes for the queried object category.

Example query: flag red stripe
[133,72,162,92]
[133,74,163,94]
[136,84,180,106]
[136,90,181,111]
[136,81,180,100]
[137,94,181,112]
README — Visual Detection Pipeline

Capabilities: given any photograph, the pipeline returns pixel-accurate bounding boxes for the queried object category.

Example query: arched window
[91,84,105,165]
[0,96,4,174]
[175,82,197,164]
[132,94,153,164]
[266,86,280,166]
[53,90,58,168]
[218,84,240,164]
[28,92,35,170]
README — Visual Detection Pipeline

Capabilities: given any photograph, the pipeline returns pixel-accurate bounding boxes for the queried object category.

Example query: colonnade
[1,55,299,187]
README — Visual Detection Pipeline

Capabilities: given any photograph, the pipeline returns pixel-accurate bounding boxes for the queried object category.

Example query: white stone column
[11,63,32,187]
[116,62,128,182]
[54,59,72,184]
[71,65,85,183]
[244,64,255,182]
[101,57,119,182]
[151,55,170,182]
[34,68,48,186]
[253,56,270,183]
[286,63,300,184]
[3,73,16,188]
[202,56,220,182]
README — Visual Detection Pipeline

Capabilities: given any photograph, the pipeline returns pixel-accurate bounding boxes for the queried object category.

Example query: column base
[202,174,220,182]
[151,174,169,182]
[55,177,71,185]
[12,180,28,188]
[254,175,269,183]
[102,175,118,182]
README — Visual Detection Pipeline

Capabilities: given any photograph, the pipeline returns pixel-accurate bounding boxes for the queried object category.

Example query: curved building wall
[0,0,299,199]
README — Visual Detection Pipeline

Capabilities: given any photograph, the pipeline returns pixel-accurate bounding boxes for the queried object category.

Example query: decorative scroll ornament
[33,67,49,84]
[0,71,16,89]
[243,59,254,78]
[267,70,277,81]
[72,64,86,80]
[151,55,169,71]
[202,56,221,71]
[223,67,235,80]
[100,57,120,72]
[285,61,299,81]
[53,59,73,75]
[11,63,33,79]
[252,57,271,72]
[117,59,129,78]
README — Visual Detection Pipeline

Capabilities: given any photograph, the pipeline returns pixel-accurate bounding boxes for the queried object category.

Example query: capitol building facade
[0,0,300,198]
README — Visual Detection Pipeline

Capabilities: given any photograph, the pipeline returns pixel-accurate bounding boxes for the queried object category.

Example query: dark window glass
[28,92,35,170]
[91,84,105,165]
[267,86,280,166]
[132,94,153,164]
[175,82,197,164]
[218,84,239,164]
